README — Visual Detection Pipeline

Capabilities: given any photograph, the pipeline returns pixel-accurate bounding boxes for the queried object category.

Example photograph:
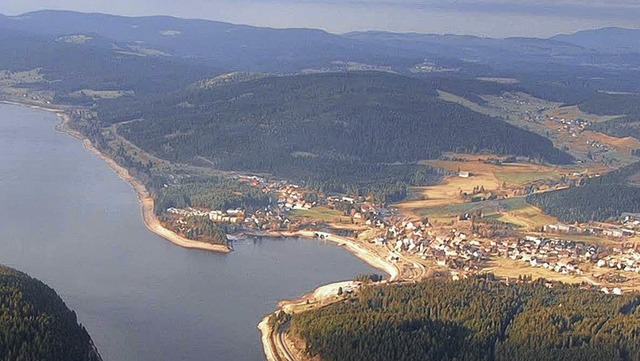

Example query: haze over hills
[552,27,640,54]
[0,10,413,73]
[1,10,640,76]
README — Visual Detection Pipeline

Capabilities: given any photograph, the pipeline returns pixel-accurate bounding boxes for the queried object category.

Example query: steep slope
[0,265,101,361]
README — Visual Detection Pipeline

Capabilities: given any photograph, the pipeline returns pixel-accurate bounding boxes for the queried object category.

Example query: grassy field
[494,170,560,185]
[483,258,588,285]
[70,89,135,99]
[396,155,568,223]
[415,196,556,229]
[290,206,346,223]
[524,231,634,248]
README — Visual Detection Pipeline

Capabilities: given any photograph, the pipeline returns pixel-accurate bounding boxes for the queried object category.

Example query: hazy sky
[1,0,639,37]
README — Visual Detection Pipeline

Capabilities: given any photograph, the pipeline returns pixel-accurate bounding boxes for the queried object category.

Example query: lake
[0,103,378,361]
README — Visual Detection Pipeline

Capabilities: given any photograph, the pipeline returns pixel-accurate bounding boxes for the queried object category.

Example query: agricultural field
[396,154,573,224]
[441,88,640,167]
[482,258,592,285]
[414,196,556,230]
[289,206,346,223]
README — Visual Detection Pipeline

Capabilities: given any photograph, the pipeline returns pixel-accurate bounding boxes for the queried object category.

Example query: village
[162,167,640,294]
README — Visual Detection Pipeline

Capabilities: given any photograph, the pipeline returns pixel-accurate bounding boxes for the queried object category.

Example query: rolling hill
[100,72,573,199]
[0,10,415,73]
[2,10,639,77]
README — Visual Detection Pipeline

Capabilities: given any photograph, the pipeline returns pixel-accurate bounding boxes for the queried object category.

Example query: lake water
[0,104,378,361]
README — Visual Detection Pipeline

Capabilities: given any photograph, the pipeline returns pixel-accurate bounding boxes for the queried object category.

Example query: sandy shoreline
[253,230,400,361]
[1,100,231,254]
[2,99,402,361]
[260,230,400,281]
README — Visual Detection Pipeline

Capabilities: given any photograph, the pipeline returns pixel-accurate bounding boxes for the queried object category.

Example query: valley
[1,9,640,361]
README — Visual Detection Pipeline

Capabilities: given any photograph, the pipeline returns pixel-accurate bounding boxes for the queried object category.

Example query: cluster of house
[595,246,640,274]
[243,208,295,231]
[166,176,320,231]
[366,216,639,293]
[498,236,591,275]
[621,213,640,231]
[276,184,314,211]
[369,220,486,272]
[167,207,245,224]
[548,115,591,138]
[585,139,610,152]
[544,223,634,238]
[238,175,316,211]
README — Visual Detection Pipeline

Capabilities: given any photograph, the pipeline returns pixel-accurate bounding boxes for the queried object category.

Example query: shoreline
[2,99,402,360]
[244,230,399,281]
[253,230,401,361]
[1,100,231,254]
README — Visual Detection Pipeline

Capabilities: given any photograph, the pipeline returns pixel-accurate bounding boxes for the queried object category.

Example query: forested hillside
[106,72,571,197]
[290,276,640,361]
[527,162,640,222]
[527,184,640,223]
[0,265,101,361]
[582,93,640,142]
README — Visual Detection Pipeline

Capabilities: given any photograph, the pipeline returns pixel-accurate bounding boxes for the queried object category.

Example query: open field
[414,196,556,230]
[441,88,640,167]
[70,89,135,99]
[484,258,640,292]
[290,206,346,223]
[483,258,590,285]
[493,199,557,229]
[524,231,638,248]
[396,155,574,224]
[494,170,560,185]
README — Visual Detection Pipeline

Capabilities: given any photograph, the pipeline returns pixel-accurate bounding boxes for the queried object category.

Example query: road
[277,324,296,361]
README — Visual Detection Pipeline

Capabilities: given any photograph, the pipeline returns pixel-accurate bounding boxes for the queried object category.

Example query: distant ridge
[1,10,638,74]
[551,27,640,53]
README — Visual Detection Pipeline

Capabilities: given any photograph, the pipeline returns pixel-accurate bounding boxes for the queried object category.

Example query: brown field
[496,203,557,229]
[483,258,590,285]
[396,156,569,222]
[485,258,640,292]
[290,206,347,223]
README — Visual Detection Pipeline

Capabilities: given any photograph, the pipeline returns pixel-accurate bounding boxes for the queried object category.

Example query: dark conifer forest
[527,162,640,222]
[0,265,101,361]
[290,276,640,361]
